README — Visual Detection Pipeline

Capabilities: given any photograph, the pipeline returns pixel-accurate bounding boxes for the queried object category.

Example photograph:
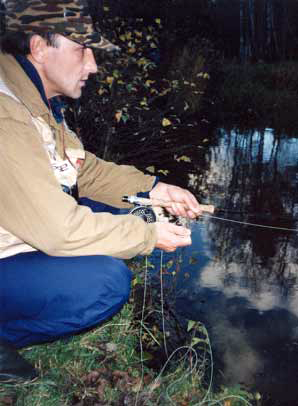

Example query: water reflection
[176,128,298,405]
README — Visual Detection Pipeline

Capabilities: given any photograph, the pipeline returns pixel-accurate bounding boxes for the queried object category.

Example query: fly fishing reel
[129,205,157,223]
[122,195,215,226]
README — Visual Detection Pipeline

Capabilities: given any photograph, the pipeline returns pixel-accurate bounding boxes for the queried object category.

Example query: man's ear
[29,35,48,64]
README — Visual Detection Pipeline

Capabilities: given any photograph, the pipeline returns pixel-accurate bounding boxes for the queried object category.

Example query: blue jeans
[0,199,132,348]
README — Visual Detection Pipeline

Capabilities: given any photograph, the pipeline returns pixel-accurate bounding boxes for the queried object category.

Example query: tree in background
[213,0,298,63]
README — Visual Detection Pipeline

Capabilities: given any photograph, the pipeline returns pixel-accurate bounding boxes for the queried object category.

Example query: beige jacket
[0,53,157,259]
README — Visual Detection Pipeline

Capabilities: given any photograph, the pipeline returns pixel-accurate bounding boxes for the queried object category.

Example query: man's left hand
[149,182,202,219]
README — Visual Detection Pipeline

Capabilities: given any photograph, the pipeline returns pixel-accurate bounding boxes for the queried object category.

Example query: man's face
[41,34,97,99]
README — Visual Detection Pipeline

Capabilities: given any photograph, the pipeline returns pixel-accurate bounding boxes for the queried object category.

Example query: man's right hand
[155,222,192,252]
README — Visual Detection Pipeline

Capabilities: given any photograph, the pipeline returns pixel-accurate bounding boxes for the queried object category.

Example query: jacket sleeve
[0,115,157,259]
[77,149,156,208]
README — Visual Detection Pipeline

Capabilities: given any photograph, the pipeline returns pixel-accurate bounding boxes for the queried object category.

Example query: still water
[171,128,298,405]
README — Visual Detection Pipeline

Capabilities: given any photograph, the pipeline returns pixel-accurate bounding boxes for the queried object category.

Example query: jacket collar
[0,53,64,124]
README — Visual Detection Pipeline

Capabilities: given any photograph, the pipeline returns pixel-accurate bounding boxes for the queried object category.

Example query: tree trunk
[240,0,245,63]
[248,0,255,60]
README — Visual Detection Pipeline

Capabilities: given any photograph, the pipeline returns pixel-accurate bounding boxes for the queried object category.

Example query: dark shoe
[0,340,38,383]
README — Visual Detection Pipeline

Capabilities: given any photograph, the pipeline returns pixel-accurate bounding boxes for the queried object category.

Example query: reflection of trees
[198,128,298,296]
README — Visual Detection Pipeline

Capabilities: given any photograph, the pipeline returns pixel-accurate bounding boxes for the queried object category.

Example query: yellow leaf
[117,80,125,85]
[128,47,136,54]
[203,73,210,79]
[146,166,155,174]
[103,6,109,11]
[126,32,132,40]
[175,155,191,163]
[155,18,161,25]
[119,35,126,42]
[135,31,143,37]
[137,58,147,66]
[145,80,155,87]
[115,111,122,122]
[98,88,107,95]
[150,42,157,48]
[106,76,114,85]
[162,118,172,127]
[158,169,169,176]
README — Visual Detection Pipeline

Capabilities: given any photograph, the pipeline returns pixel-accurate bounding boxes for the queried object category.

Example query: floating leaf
[162,118,172,127]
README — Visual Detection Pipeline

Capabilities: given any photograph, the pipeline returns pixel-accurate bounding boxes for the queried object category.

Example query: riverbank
[218,61,298,132]
[0,259,255,405]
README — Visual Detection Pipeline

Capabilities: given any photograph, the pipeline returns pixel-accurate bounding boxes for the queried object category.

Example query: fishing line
[200,213,298,232]
[160,250,169,359]
[134,256,149,406]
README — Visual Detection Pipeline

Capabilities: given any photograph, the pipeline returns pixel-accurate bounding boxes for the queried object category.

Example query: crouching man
[0,0,201,382]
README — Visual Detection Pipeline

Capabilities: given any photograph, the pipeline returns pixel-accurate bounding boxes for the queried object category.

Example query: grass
[0,262,256,406]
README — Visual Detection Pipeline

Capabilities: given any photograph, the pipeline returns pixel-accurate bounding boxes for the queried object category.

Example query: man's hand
[155,222,192,252]
[150,182,201,219]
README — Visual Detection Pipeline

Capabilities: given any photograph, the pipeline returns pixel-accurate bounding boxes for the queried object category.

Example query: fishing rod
[122,195,298,232]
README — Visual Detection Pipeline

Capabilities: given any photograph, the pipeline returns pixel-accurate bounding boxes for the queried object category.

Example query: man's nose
[84,48,98,74]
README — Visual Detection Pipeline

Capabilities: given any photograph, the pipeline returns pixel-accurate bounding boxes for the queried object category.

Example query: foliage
[217,61,298,130]
[65,7,217,163]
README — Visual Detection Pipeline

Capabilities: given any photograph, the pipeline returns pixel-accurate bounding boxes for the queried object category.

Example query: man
[0,0,201,382]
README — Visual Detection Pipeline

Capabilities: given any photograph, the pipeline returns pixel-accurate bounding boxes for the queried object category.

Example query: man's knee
[0,253,133,347]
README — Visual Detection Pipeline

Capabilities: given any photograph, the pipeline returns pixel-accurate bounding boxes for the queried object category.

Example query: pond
[150,127,298,405]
